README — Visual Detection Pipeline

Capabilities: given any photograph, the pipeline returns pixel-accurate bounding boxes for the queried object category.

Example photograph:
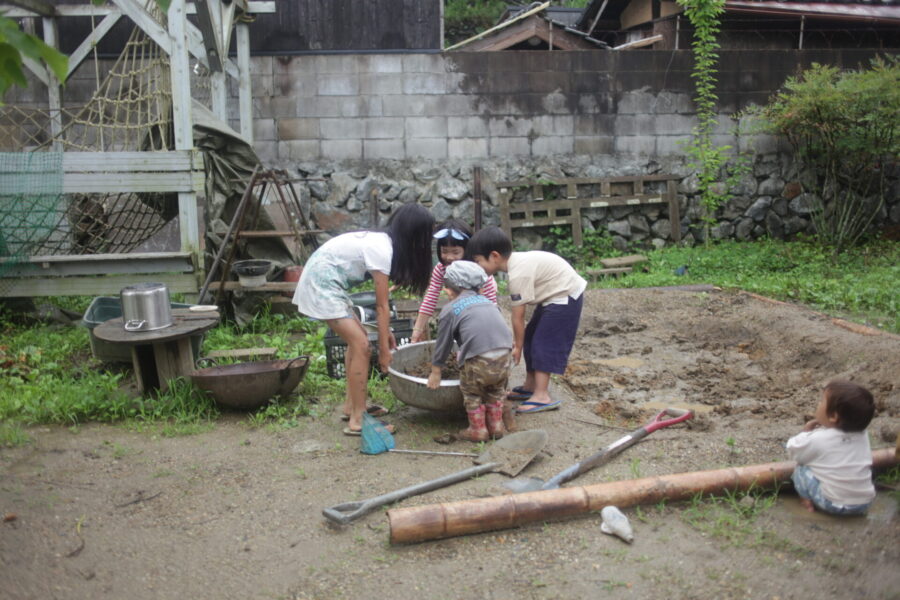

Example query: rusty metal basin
[388,341,464,413]
[190,356,310,410]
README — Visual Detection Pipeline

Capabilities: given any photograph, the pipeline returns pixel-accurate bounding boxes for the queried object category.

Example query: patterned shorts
[459,352,511,412]
[791,466,871,516]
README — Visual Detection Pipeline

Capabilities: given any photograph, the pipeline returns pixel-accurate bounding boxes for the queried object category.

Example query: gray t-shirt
[432,290,513,367]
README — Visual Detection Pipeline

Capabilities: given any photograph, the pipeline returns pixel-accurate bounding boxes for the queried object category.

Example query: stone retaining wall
[283,154,900,250]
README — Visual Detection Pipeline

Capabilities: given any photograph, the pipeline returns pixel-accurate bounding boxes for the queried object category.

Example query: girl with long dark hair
[292,203,434,435]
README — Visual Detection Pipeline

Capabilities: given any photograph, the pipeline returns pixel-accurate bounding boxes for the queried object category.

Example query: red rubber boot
[458,406,489,443]
[485,401,508,439]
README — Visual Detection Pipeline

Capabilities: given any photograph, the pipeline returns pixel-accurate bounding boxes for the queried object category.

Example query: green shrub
[756,56,899,253]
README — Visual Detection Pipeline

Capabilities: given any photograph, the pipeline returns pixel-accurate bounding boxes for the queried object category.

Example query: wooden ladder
[198,167,321,303]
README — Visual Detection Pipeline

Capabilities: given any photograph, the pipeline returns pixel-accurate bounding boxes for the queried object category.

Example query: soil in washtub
[406,354,462,379]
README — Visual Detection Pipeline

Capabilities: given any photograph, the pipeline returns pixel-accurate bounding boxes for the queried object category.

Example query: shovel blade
[474,429,548,477]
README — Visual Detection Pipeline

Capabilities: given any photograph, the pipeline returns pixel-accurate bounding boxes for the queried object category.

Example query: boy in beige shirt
[468,227,586,413]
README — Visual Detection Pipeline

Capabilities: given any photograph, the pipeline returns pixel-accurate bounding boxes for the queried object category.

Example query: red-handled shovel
[503,407,693,493]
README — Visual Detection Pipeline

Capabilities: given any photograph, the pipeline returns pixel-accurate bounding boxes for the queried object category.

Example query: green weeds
[681,486,803,554]
[0,421,31,447]
[588,238,900,333]
[876,465,900,505]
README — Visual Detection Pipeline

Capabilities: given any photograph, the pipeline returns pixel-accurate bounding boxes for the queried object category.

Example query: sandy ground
[2,287,899,600]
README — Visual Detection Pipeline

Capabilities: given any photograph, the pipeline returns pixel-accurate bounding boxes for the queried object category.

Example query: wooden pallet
[498,175,680,245]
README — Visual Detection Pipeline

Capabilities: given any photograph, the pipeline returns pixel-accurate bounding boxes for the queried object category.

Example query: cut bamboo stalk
[388,448,897,544]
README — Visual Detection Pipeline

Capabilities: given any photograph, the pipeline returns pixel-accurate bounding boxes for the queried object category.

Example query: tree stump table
[93,308,220,395]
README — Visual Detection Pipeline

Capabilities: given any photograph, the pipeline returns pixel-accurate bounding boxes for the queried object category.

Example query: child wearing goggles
[411,219,498,343]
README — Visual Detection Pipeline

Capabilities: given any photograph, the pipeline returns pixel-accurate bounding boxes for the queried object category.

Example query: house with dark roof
[446,2,606,51]
[574,0,900,50]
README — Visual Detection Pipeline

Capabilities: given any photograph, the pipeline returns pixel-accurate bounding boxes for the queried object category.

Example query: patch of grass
[584,238,900,333]
[629,457,642,478]
[0,421,31,447]
[681,486,811,558]
[876,465,900,505]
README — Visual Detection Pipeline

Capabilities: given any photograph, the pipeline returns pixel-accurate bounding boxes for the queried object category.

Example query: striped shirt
[418,262,498,316]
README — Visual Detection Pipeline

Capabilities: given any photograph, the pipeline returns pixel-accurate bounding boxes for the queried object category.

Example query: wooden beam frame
[0,0,275,298]
[0,151,205,194]
[66,9,123,78]
[3,0,54,16]
[0,2,275,18]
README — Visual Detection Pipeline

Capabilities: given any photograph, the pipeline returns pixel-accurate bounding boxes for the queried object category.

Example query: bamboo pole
[388,448,898,544]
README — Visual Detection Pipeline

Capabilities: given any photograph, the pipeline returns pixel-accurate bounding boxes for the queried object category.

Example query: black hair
[435,218,474,265]
[823,380,875,432]
[385,203,435,295]
[465,226,512,260]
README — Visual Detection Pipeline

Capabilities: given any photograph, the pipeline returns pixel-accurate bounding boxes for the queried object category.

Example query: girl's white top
[292,231,392,320]
[786,427,875,506]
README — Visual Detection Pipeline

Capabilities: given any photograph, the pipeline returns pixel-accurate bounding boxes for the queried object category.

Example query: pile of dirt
[405,353,462,379]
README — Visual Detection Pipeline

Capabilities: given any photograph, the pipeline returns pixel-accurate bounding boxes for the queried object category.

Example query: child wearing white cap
[427,260,514,441]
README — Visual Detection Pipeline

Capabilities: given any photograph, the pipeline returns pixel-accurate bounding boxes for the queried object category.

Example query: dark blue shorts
[523,293,583,375]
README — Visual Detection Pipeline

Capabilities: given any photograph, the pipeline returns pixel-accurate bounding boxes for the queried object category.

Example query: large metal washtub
[191,356,310,410]
[387,341,464,413]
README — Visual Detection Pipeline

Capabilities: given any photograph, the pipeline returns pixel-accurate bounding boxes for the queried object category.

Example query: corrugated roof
[727,0,900,21]
[576,0,900,31]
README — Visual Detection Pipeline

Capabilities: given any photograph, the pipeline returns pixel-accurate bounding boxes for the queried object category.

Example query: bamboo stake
[388,448,898,544]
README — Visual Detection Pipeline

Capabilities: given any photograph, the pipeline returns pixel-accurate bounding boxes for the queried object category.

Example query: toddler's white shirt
[787,427,875,506]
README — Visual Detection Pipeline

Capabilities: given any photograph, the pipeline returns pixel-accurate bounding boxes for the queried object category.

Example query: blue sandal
[507,386,533,401]
[516,399,561,413]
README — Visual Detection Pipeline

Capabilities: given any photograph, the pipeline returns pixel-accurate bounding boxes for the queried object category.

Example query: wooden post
[168,0,201,261]
[499,186,512,239]
[370,188,379,229]
[473,166,482,231]
[236,22,253,143]
[41,16,63,150]
[567,181,581,245]
[667,179,681,243]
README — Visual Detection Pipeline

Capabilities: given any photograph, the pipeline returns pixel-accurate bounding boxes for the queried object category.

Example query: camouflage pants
[459,352,511,412]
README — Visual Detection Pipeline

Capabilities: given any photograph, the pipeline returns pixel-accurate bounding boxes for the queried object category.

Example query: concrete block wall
[228,49,882,165]
[4,49,882,165]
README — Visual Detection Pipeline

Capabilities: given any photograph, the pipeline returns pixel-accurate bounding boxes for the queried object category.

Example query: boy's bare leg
[527,371,553,405]
[518,370,536,392]
[799,498,815,512]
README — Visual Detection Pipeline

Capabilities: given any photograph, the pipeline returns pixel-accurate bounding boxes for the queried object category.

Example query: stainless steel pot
[120,282,172,332]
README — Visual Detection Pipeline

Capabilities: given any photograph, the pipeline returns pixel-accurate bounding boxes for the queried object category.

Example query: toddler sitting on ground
[787,380,876,515]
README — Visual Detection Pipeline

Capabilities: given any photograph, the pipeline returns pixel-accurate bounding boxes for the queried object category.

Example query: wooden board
[585,267,632,280]
[215,281,297,292]
[599,255,648,268]
[207,347,277,360]
[0,272,199,297]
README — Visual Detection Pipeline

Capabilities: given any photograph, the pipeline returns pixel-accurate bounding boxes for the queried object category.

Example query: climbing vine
[676,0,735,245]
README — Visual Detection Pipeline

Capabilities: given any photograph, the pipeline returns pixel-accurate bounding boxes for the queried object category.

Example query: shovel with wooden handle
[322,429,548,525]
[503,408,692,493]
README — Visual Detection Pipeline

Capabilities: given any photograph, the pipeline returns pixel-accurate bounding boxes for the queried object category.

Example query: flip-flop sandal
[340,404,389,421]
[516,399,562,414]
[342,421,396,436]
[507,386,533,401]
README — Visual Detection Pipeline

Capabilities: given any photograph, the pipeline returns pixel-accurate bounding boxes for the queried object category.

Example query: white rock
[600,506,633,543]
